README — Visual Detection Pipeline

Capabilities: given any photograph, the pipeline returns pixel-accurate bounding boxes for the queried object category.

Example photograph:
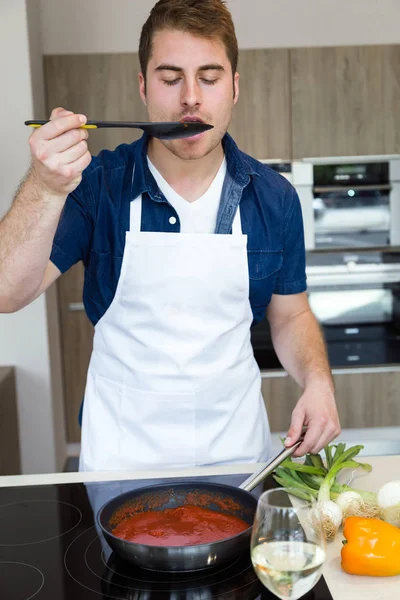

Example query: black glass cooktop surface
[0,473,334,599]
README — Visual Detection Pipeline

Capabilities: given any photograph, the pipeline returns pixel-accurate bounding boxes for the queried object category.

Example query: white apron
[79,193,271,471]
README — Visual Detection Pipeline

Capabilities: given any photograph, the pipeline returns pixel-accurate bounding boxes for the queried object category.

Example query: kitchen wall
[39,0,400,54]
[0,0,66,474]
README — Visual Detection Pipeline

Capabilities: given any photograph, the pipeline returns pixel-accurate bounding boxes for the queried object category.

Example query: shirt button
[169,216,177,225]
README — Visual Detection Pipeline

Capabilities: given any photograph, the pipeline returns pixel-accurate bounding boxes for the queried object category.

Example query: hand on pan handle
[284,382,341,458]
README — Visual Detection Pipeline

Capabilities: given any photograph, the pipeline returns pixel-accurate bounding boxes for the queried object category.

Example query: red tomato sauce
[112,505,249,547]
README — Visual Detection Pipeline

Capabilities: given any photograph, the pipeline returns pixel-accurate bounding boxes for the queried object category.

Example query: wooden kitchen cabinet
[262,369,400,432]
[0,367,21,474]
[45,45,400,162]
[229,49,292,160]
[290,45,400,158]
[44,54,148,156]
[57,265,93,443]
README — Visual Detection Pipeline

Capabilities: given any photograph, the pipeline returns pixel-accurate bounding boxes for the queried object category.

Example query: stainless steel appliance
[251,250,400,369]
[295,155,400,251]
[258,160,318,249]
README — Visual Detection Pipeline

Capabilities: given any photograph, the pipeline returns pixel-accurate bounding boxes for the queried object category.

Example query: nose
[181,77,201,110]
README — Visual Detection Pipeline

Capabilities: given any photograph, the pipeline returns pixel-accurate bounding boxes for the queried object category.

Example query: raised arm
[0,107,91,312]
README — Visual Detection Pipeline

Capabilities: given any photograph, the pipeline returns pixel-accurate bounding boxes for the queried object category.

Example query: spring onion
[335,490,381,519]
[273,442,378,541]
[335,491,363,514]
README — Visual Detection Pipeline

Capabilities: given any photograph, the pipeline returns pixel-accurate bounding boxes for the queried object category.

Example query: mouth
[178,116,209,141]
[180,116,206,124]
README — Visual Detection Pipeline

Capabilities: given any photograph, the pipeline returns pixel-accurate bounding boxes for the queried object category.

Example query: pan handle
[239,433,306,492]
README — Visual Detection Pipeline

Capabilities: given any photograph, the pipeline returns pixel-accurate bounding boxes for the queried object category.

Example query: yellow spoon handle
[26,122,98,129]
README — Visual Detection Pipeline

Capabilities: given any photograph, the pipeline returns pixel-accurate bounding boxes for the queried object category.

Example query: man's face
[139,29,239,160]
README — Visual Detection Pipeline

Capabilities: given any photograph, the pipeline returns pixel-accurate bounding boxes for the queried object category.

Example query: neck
[147,138,225,203]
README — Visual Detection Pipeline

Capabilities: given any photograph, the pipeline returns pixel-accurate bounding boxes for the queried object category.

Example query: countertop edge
[0,462,265,488]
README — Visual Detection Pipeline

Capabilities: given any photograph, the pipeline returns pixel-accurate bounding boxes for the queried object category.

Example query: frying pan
[24,120,213,140]
[97,436,304,572]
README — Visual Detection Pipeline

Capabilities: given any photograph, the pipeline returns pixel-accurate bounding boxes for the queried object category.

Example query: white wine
[251,541,326,600]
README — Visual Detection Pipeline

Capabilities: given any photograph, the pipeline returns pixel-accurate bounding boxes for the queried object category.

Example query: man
[0,0,340,471]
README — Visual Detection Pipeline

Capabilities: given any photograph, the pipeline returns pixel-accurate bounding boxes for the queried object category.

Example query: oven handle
[307,271,400,287]
[313,184,391,193]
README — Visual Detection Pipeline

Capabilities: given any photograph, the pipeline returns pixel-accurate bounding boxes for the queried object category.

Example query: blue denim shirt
[51,132,307,327]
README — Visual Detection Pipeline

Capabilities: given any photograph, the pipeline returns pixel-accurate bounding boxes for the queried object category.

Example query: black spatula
[25,120,213,140]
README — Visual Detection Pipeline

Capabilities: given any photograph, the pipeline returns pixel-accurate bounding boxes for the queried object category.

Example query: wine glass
[250,488,326,600]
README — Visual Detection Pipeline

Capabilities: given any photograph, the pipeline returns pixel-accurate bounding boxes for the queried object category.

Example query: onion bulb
[336,491,380,519]
[377,480,400,527]
[318,500,343,541]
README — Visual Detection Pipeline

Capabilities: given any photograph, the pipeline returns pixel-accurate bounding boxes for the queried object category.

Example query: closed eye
[163,78,218,86]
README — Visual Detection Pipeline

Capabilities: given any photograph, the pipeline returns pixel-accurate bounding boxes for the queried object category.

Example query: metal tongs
[239,433,306,492]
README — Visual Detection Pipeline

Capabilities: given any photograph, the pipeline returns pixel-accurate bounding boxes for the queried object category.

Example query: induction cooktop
[0,472,334,600]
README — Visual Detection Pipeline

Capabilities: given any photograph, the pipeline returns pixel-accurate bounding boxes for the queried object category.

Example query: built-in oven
[251,250,400,369]
[293,156,400,251]
[313,162,391,249]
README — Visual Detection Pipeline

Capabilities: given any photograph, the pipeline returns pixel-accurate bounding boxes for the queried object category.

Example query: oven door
[313,186,390,249]
[308,264,400,366]
[250,263,400,369]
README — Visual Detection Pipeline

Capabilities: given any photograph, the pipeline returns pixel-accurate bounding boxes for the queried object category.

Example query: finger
[50,107,74,119]
[57,139,89,166]
[48,127,89,154]
[309,424,341,455]
[284,407,305,448]
[63,151,92,178]
[39,114,87,141]
[54,154,91,189]
[293,423,322,457]
[307,433,327,456]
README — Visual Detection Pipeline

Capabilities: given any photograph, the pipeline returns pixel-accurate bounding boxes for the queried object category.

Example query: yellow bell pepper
[341,516,400,577]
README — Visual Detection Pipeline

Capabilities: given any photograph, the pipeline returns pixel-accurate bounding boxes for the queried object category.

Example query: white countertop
[322,455,400,600]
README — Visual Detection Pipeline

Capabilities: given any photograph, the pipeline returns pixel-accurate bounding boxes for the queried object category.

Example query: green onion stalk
[273,442,379,540]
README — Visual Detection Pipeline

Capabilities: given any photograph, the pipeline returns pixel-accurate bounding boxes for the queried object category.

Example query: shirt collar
[130,132,257,201]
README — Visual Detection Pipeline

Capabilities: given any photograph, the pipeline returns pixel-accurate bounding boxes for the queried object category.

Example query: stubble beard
[162,127,227,161]
[145,104,233,161]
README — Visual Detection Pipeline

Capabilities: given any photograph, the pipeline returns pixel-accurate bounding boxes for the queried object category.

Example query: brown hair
[139,0,238,81]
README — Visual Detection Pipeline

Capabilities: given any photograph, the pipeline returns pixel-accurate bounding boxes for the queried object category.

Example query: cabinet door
[261,369,400,433]
[57,266,93,443]
[261,375,301,432]
[332,370,400,428]
[291,45,400,158]
[229,49,292,160]
[0,368,20,474]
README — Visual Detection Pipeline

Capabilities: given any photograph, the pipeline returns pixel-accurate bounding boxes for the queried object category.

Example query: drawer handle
[68,303,85,312]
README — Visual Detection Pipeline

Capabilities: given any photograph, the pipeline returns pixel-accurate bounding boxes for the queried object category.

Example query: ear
[138,72,147,106]
[233,72,240,105]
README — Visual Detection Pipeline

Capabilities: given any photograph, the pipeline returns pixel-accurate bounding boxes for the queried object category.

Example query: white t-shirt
[147,156,227,234]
